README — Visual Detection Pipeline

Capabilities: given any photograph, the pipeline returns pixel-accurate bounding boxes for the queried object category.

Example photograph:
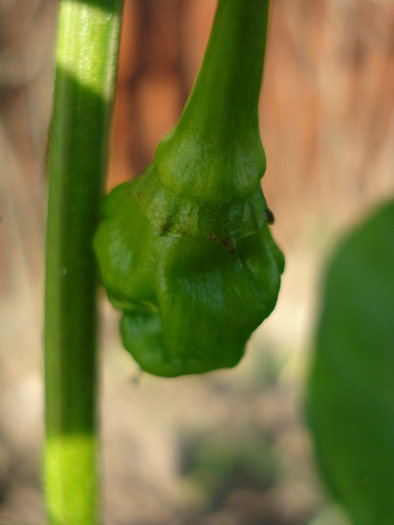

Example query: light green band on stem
[57,1,121,99]
[46,436,98,524]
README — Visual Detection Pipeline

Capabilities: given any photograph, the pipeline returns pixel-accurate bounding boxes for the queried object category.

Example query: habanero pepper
[94,0,284,377]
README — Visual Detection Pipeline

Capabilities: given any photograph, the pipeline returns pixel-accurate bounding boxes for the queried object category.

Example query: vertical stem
[156,0,272,204]
[44,1,123,524]
[181,0,271,135]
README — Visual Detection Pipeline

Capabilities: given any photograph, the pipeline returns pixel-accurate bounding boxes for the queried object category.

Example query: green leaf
[307,199,394,525]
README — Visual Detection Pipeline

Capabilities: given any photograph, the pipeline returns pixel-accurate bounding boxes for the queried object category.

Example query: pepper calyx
[128,162,270,246]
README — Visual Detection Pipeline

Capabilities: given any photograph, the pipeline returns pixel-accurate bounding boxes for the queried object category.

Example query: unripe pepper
[94,0,284,377]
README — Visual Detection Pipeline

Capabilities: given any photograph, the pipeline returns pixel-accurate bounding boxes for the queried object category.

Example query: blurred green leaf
[307,200,394,525]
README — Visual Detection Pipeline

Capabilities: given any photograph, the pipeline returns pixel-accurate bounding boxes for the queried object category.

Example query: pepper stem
[182,0,270,140]
[155,0,271,204]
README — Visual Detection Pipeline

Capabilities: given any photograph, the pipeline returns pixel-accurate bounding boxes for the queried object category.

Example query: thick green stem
[156,0,271,204]
[181,0,270,139]
[44,1,123,524]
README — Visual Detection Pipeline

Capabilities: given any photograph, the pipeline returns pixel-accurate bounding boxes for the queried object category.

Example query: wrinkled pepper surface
[94,0,284,377]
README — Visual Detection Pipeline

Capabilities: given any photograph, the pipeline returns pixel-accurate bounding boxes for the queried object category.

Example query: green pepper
[94,0,284,377]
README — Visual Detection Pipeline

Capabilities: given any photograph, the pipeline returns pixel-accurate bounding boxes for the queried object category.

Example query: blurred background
[0,0,393,523]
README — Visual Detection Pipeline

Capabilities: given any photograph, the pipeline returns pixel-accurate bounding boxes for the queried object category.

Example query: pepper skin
[94,0,284,377]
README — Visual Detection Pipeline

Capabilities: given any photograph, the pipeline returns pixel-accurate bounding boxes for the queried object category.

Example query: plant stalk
[156,0,272,205]
[44,1,123,523]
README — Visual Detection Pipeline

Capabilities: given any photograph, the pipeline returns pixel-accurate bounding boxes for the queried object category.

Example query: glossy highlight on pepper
[94,0,284,377]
